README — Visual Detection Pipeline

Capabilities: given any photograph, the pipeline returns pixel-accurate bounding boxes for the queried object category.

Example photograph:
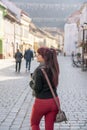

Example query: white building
[1,0,22,57]
[0,0,59,58]
[20,11,31,54]
[64,9,81,56]
[80,3,87,25]
[0,1,19,58]
[64,23,78,55]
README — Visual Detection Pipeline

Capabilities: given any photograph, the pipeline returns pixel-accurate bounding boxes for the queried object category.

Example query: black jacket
[24,49,33,61]
[29,65,58,99]
[15,52,23,62]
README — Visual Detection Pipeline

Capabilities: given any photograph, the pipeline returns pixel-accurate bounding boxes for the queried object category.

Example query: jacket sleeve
[31,51,33,58]
[21,53,23,58]
[34,69,43,93]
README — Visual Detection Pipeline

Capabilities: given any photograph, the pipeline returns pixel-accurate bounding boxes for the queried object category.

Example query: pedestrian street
[0,56,87,130]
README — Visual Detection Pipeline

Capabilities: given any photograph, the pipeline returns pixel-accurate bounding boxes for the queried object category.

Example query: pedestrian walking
[29,47,60,130]
[24,48,33,72]
[14,49,23,72]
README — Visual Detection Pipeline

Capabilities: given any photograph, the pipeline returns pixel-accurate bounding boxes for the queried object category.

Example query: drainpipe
[13,23,15,57]
[82,27,85,71]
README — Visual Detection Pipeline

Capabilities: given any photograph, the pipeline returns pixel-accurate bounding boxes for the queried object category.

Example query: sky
[11,0,87,30]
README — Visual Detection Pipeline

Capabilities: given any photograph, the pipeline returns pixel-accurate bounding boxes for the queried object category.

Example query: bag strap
[41,68,60,110]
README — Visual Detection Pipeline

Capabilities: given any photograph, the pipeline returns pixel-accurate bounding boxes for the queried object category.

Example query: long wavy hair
[37,47,59,87]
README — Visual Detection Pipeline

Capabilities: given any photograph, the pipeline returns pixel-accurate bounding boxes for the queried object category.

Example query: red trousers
[30,97,60,130]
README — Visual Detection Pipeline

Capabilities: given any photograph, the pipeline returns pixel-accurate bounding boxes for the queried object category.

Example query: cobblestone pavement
[0,56,87,130]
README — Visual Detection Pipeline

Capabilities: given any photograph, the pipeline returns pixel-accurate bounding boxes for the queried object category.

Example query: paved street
[0,56,87,130]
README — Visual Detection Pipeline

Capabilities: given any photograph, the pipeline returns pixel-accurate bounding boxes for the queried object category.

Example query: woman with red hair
[29,47,60,130]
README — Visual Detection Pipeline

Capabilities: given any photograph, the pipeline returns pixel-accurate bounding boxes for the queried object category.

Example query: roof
[67,10,81,24]
[1,0,22,20]
[80,2,87,11]
[0,1,7,8]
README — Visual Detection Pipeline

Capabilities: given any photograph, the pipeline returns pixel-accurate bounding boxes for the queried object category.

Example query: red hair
[37,47,59,87]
